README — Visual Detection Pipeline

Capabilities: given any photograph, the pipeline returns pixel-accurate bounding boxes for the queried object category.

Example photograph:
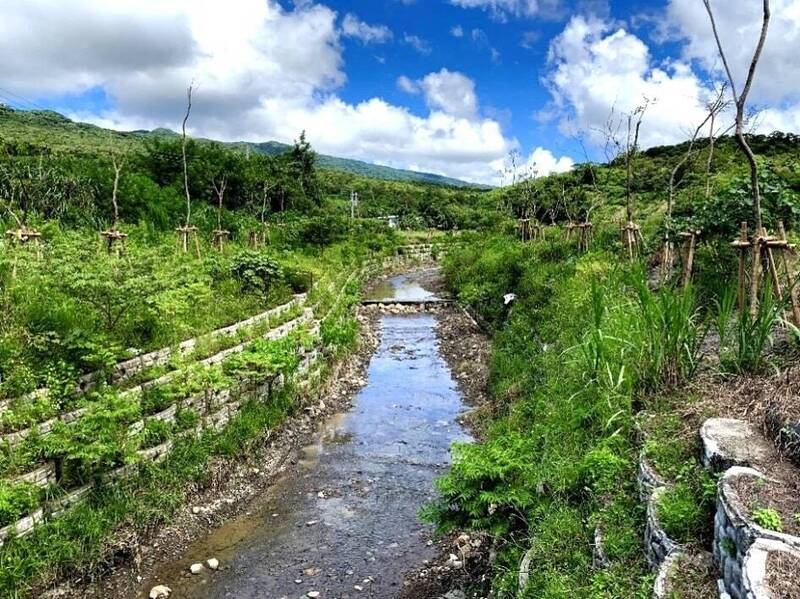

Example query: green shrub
[752,507,783,532]
[0,482,42,528]
[141,419,172,449]
[231,251,283,298]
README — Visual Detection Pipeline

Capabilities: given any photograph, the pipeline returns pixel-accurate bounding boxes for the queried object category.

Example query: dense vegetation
[430,220,796,597]
[2,101,799,598]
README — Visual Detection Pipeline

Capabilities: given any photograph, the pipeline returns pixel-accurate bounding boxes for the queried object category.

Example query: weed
[752,507,783,532]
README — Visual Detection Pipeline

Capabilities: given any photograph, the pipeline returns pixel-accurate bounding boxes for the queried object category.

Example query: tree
[703,0,771,313]
[703,0,771,233]
[289,131,319,206]
[181,84,193,228]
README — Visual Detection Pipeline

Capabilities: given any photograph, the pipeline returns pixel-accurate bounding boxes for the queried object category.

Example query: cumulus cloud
[545,16,719,150]
[665,0,800,105]
[526,147,575,176]
[403,33,432,54]
[0,0,578,184]
[419,69,479,119]
[451,25,465,38]
[341,13,393,44]
[543,10,800,153]
[396,75,420,94]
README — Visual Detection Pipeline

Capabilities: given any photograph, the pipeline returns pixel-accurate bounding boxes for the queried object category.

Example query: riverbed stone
[149,585,172,599]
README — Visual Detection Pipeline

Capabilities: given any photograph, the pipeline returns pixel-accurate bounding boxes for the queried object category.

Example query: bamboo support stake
[764,237,783,301]
[777,221,800,326]
[680,231,699,289]
[735,222,749,314]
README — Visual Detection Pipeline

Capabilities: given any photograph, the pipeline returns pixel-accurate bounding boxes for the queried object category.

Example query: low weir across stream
[138,270,471,599]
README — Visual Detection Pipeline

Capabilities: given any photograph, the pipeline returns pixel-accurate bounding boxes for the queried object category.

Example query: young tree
[703,0,770,232]
[703,0,771,312]
[181,85,193,228]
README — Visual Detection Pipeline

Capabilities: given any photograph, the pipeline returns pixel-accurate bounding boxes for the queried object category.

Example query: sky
[0,0,799,184]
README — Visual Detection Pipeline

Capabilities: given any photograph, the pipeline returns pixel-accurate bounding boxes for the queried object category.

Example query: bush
[231,251,283,298]
[0,482,42,528]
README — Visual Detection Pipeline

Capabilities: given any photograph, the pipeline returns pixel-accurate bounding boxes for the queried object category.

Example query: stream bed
[142,272,470,599]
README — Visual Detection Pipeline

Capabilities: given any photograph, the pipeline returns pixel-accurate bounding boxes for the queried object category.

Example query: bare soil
[733,475,800,536]
[766,551,800,599]
[664,550,718,599]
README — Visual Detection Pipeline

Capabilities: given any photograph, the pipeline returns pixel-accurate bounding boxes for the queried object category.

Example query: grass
[427,235,654,597]
[424,228,779,597]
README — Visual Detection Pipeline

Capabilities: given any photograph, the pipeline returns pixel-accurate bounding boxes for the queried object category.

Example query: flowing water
[140,272,469,599]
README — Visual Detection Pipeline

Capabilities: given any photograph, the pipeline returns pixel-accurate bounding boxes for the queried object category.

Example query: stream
[141,271,470,599]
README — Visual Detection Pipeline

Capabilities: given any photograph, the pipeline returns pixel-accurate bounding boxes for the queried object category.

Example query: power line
[0,86,47,111]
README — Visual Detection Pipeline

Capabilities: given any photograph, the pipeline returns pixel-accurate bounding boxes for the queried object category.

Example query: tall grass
[629,276,706,390]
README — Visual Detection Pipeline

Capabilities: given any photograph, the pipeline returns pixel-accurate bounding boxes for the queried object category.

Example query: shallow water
[363,272,442,302]
[140,272,469,599]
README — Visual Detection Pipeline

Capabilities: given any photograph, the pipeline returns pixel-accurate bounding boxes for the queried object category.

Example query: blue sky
[1,0,798,183]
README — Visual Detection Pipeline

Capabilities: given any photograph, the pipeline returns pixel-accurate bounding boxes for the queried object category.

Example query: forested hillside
[0,106,480,188]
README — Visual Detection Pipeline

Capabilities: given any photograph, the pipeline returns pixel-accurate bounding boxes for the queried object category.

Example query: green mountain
[0,106,483,188]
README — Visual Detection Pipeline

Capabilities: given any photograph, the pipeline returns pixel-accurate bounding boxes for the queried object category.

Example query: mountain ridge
[0,106,487,189]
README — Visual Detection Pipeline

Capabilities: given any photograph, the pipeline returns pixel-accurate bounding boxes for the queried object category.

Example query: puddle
[140,272,470,599]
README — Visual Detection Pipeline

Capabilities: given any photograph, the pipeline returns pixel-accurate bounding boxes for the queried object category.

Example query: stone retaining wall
[741,539,800,598]
[645,486,682,570]
[714,467,800,599]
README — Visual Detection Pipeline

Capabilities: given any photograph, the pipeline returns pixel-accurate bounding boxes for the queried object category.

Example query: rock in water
[207,557,220,570]
[190,563,204,575]
[149,585,172,599]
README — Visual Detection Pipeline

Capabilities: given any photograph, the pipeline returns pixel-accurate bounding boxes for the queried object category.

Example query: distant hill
[0,106,485,189]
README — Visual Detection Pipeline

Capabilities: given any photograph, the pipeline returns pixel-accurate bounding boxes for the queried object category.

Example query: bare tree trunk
[704,0,771,314]
[111,156,123,229]
[181,85,193,228]
[625,103,647,223]
[212,176,227,230]
[703,0,770,233]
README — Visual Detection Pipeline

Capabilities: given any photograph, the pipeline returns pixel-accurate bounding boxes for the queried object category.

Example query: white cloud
[544,11,800,153]
[451,25,464,37]
[341,13,393,44]
[396,75,420,94]
[665,0,800,105]
[526,147,574,175]
[403,33,432,54]
[449,0,564,21]
[545,16,718,150]
[419,69,479,119]
[521,30,540,49]
[0,0,573,184]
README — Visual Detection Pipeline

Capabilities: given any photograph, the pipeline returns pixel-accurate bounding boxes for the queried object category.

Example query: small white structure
[376,215,399,229]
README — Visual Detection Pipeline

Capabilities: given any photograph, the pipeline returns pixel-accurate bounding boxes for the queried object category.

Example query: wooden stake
[748,227,764,316]
[777,221,800,326]
[681,231,698,289]
[735,222,748,314]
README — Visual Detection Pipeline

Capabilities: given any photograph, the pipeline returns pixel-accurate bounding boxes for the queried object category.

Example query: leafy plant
[0,481,42,528]
[231,251,283,298]
[724,282,781,373]
[752,507,783,532]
